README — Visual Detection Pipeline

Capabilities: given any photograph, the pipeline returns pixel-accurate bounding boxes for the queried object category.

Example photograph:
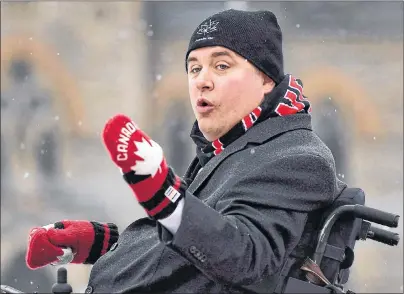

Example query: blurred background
[1,1,402,293]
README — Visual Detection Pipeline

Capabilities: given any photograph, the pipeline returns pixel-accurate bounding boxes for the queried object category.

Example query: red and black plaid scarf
[190,74,311,167]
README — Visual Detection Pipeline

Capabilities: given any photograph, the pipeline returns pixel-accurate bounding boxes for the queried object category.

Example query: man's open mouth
[196,98,214,114]
[197,98,213,107]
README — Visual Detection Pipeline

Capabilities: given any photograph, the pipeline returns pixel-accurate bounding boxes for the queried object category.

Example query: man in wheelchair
[4,8,399,294]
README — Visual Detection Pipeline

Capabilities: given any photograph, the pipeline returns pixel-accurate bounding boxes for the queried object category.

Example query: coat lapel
[188,140,247,194]
[188,114,312,195]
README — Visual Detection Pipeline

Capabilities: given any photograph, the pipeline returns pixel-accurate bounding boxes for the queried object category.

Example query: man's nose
[195,69,214,91]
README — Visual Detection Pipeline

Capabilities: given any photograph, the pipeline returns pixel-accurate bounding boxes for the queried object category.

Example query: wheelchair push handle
[354,204,399,228]
[367,225,400,246]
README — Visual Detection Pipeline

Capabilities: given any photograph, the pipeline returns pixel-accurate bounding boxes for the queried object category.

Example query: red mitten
[26,227,65,269]
[26,220,119,270]
[102,114,186,220]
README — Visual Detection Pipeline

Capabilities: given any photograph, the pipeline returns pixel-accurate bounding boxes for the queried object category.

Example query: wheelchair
[280,187,400,293]
[1,187,400,294]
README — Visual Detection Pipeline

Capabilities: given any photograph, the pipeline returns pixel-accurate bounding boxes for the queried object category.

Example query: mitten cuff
[146,167,187,220]
[84,222,119,264]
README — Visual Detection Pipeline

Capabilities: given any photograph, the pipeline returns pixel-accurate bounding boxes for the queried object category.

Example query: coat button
[189,246,197,254]
[85,286,93,293]
[110,242,118,251]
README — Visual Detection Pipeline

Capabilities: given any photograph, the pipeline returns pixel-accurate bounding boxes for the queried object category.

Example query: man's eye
[190,67,201,74]
[217,64,229,70]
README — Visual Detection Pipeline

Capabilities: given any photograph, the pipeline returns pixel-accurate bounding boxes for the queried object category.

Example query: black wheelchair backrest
[275,187,366,293]
[279,186,400,293]
[319,187,365,284]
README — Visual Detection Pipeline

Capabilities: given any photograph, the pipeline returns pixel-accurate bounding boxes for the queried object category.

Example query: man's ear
[262,74,275,94]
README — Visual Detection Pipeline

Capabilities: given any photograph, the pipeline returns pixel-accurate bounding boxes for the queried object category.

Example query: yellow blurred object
[1,34,87,137]
[301,66,383,139]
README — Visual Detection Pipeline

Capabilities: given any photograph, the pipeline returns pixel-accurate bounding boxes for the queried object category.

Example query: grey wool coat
[86,113,346,293]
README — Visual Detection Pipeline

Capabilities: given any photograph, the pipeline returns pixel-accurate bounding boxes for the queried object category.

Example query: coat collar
[187,113,312,195]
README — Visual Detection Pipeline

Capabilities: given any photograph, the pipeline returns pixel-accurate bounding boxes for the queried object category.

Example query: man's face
[187,46,274,141]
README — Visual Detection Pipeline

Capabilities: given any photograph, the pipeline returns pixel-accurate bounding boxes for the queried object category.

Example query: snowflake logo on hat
[197,19,219,35]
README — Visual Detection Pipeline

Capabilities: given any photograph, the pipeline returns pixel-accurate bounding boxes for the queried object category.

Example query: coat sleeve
[158,153,338,286]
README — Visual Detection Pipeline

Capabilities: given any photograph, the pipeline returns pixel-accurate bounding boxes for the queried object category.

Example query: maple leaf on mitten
[132,137,164,177]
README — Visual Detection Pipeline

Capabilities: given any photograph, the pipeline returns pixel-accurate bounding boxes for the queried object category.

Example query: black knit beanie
[185,9,284,84]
